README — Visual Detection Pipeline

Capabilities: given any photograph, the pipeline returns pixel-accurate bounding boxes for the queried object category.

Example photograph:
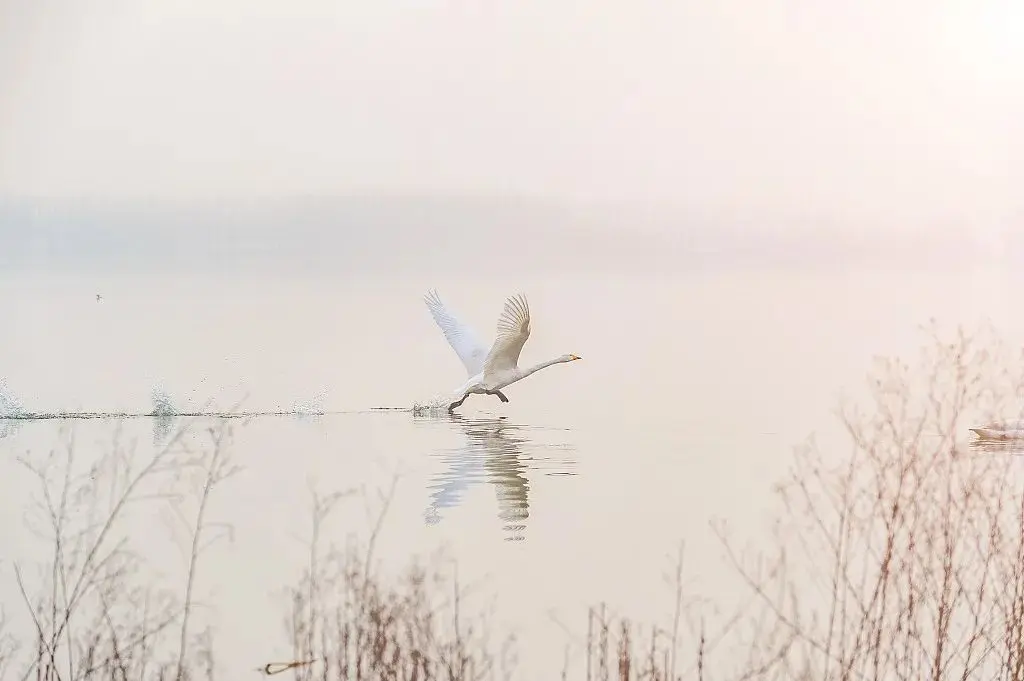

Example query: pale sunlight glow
[943,1,1024,82]
[0,0,1020,225]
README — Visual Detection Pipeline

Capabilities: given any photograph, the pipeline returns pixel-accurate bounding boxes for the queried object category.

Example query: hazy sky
[1,0,1021,225]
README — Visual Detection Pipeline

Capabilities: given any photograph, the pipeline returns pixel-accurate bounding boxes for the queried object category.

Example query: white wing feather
[483,293,531,377]
[424,289,489,377]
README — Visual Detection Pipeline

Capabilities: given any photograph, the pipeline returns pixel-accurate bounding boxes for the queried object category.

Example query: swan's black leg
[492,390,509,403]
[447,393,469,414]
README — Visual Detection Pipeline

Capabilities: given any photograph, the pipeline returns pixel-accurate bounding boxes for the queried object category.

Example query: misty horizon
[2,1,1021,231]
[0,195,1013,276]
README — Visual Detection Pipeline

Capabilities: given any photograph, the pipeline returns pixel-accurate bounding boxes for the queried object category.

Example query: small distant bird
[96,293,102,302]
[423,289,582,414]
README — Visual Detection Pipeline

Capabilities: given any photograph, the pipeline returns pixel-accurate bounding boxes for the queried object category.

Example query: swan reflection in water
[421,414,576,541]
[967,439,1024,454]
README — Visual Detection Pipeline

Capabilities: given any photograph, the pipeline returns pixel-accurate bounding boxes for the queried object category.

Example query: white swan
[423,289,581,414]
[970,420,1024,441]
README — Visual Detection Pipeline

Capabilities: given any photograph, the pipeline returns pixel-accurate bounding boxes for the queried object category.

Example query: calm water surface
[1,265,1019,678]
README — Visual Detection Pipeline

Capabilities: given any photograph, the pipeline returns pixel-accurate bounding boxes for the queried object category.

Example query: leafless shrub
[569,322,1024,680]
[5,412,238,681]
[0,608,19,679]
[281,477,515,681]
[8,414,512,681]
[705,322,1024,680]
[572,540,783,681]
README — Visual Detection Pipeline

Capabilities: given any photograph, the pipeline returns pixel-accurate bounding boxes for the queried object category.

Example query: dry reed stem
[568,322,1024,681]
[283,476,513,681]
[709,322,1024,680]
[4,403,238,681]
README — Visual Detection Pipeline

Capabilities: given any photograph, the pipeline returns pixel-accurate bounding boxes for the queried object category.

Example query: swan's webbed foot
[448,393,469,414]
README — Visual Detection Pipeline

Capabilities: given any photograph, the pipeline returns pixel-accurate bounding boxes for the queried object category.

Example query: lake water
[1,262,1020,679]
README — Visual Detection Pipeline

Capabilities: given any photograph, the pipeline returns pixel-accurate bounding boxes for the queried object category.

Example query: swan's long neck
[517,356,567,380]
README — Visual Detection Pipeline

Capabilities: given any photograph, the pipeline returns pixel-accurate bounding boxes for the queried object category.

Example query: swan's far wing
[424,289,488,377]
[483,293,531,376]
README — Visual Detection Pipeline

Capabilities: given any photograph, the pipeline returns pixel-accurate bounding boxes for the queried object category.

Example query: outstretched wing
[483,293,531,376]
[423,289,489,377]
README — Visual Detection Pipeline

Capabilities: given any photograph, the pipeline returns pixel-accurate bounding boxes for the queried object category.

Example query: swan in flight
[424,289,581,414]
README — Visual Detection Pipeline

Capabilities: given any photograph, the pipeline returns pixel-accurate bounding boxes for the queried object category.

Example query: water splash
[292,389,328,419]
[0,379,23,417]
[0,379,23,439]
[151,386,176,416]
[412,393,452,416]
[0,378,408,435]
[150,386,177,445]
